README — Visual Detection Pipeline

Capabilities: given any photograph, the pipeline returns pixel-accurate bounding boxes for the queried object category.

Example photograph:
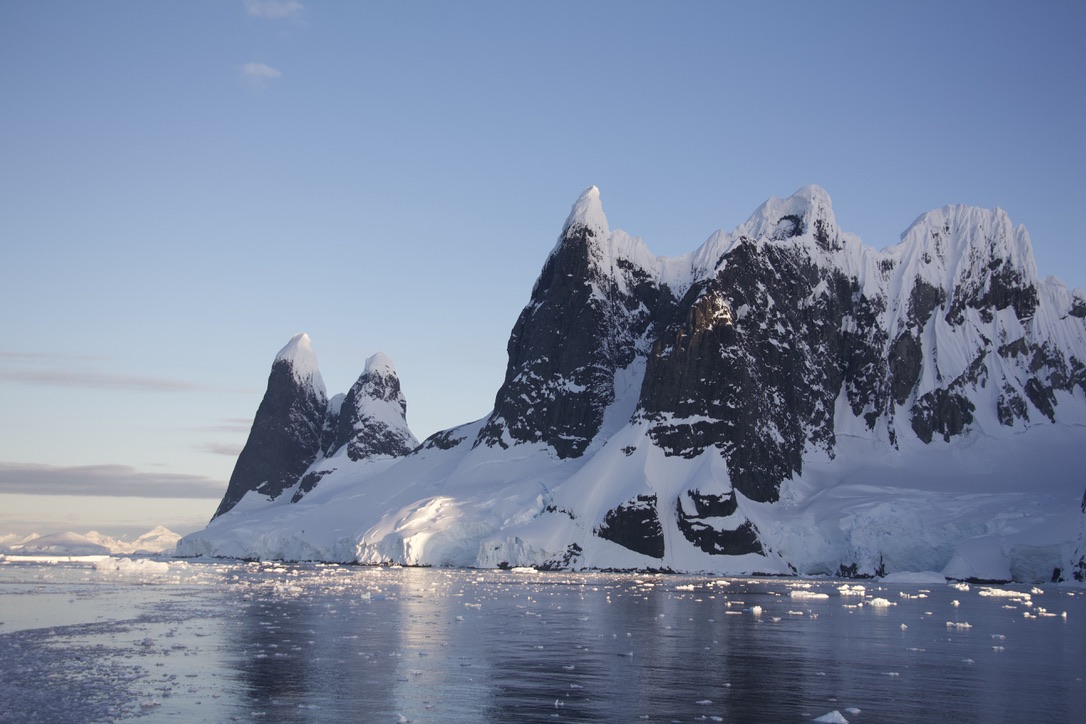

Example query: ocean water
[0,558,1082,723]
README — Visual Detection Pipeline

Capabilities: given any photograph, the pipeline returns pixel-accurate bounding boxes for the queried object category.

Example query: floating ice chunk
[813,710,849,723]
[791,590,830,600]
[95,557,171,575]
[868,597,895,608]
[978,587,1030,599]
[845,708,861,715]
[946,621,972,630]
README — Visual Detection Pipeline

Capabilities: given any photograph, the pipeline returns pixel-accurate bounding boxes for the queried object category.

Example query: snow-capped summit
[890,204,1039,326]
[275,332,327,399]
[326,352,417,463]
[735,184,842,247]
[364,351,396,377]
[212,334,332,518]
[561,185,609,239]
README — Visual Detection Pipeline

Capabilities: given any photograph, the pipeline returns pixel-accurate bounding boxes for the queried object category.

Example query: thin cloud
[0,367,207,392]
[198,442,244,457]
[184,419,253,434]
[0,353,243,393]
[243,0,304,19]
[241,62,283,90]
[0,461,226,499]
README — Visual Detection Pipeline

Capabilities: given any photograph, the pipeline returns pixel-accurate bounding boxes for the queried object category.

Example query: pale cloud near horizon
[0,367,209,392]
[243,0,304,20]
[241,62,282,90]
[0,461,225,499]
[0,353,238,393]
[198,442,244,457]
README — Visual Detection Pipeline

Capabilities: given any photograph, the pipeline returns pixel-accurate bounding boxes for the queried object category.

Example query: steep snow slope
[180,186,1086,582]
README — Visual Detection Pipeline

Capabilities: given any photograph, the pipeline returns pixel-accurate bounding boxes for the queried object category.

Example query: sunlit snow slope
[180,186,1086,583]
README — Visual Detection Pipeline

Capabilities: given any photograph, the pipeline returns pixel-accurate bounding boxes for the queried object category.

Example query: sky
[1,0,1083,539]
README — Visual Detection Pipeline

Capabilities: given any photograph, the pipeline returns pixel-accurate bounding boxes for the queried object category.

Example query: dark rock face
[213,359,327,519]
[212,342,420,514]
[328,363,417,461]
[946,252,1037,326]
[675,490,763,556]
[290,469,331,504]
[476,220,670,458]
[538,543,584,571]
[594,494,665,558]
[639,241,882,502]
[1074,490,1086,583]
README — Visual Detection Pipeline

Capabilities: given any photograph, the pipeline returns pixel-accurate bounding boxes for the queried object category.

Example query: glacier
[179,185,1086,584]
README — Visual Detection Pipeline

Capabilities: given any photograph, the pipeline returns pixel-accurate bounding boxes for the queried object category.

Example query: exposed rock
[213,334,327,519]
[594,494,664,558]
[476,187,669,458]
[328,353,417,462]
[675,490,763,556]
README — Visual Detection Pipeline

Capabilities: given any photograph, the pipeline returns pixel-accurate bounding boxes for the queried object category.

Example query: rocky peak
[212,333,329,519]
[560,185,609,240]
[274,332,328,400]
[890,205,1039,328]
[328,352,417,462]
[735,184,844,251]
[476,186,671,458]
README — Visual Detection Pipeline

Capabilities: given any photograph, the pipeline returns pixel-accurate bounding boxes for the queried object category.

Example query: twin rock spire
[213,334,416,518]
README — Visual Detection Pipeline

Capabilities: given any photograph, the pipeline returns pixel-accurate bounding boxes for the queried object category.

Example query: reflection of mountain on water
[203,566,1085,722]
[227,571,405,718]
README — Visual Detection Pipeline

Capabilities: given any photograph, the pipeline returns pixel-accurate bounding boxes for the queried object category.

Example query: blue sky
[1,0,1083,537]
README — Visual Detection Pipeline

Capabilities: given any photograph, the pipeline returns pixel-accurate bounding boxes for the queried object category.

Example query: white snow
[9,532,111,556]
[275,332,327,399]
[177,187,1086,581]
[562,185,609,238]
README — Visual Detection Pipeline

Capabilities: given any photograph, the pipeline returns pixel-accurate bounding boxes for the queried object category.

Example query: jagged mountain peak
[275,332,327,400]
[893,204,1037,282]
[326,351,417,463]
[887,203,1041,331]
[734,184,841,247]
[562,185,609,238]
[364,351,397,376]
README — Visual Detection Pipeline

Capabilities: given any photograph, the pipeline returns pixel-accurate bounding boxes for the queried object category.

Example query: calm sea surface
[0,558,1082,723]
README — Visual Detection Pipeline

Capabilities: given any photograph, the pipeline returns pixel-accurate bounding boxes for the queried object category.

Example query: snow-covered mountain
[180,186,1086,583]
[3,526,181,556]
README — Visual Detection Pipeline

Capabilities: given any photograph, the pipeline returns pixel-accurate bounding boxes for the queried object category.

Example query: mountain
[1,526,183,556]
[212,341,418,518]
[212,333,329,518]
[7,531,112,556]
[180,186,1086,582]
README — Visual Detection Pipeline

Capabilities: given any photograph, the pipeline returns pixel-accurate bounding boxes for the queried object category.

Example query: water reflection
[215,569,1086,722]
[2,561,1083,722]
